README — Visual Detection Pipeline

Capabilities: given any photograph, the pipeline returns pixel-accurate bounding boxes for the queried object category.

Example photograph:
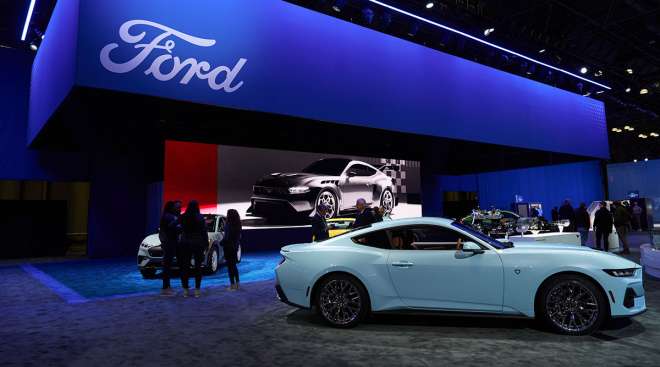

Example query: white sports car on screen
[275,217,646,335]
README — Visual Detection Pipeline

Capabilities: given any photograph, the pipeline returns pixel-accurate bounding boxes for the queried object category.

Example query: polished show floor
[1,251,659,366]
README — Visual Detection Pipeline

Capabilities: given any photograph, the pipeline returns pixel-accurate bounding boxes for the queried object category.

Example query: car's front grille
[148,246,163,257]
[253,186,288,195]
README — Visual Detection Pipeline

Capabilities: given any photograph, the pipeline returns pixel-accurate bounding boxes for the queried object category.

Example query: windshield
[451,221,509,249]
[302,159,350,176]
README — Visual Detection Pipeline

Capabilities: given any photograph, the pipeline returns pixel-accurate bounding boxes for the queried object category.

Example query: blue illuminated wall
[608,159,660,199]
[423,161,604,217]
[31,0,608,158]
[0,48,87,181]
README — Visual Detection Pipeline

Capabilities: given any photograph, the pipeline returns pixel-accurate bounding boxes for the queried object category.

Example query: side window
[205,217,217,233]
[352,230,391,249]
[349,164,376,177]
[390,226,471,250]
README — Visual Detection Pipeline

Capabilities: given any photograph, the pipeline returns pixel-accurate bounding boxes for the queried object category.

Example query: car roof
[366,217,455,230]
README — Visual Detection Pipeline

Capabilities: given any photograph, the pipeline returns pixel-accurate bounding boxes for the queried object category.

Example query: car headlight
[288,186,310,194]
[603,268,637,277]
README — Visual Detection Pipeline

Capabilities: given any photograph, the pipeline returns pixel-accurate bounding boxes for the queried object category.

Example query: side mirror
[455,241,484,258]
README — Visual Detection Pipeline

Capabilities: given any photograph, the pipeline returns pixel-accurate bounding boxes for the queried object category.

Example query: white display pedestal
[508,232,581,246]
[641,244,660,278]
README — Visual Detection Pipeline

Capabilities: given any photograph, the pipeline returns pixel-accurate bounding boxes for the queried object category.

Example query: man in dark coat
[593,201,613,251]
[159,200,181,296]
[353,198,376,228]
[558,200,577,231]
[311,204,330,242]
[613,201,632,254]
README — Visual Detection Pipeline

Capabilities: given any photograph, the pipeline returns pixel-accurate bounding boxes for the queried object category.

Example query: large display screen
[164,141,422,227]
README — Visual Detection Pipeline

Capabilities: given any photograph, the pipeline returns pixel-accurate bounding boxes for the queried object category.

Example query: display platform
[641,244,660,278]
[508,232,581,246]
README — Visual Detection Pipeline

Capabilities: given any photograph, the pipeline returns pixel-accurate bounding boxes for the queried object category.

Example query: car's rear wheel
[316,274,369,328]
[538,274,607,335]
[380,189,394,215]
[140,269,157,279]
[317,190,338,219]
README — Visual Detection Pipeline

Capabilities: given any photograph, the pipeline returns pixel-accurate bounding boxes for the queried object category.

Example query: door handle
[391,261,414,268]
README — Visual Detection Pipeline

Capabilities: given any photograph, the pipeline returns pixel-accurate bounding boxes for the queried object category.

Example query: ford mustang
[275,217,646,335]
[248,158,396,220]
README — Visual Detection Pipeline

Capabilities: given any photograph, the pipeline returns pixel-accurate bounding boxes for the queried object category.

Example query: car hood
[256,172,333,187]
[141,234,161,248]
[509,242,587,251]
[505,242,641,268]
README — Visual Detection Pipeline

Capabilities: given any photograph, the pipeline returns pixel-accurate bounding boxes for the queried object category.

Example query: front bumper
[607,269,646,318]
[248,194,315,217]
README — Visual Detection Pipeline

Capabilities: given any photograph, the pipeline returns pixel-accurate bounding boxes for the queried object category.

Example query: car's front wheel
[206,245,220,274]
[538,274,607,335]
[316,274,369,328]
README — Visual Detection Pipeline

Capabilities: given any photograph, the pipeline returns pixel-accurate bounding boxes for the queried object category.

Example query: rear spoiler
[377,163,400,172]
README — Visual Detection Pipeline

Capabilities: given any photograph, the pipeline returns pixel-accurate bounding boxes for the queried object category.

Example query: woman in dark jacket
[222,209,242,290]
[179,200,208,298]
[159,200,181,296]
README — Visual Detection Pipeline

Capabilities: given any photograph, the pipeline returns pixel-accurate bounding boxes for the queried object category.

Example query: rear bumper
[275,284,308,309]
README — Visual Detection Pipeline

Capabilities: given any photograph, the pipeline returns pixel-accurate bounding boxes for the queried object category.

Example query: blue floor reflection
[33,251,280,301]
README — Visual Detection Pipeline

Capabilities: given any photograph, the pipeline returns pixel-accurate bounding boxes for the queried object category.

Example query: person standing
[222,209,242,290]
[179,200,208,298]
[311,204,330,242]
[551,207,559,222]
[632,202,643,231]
[574,203,590,246]
[613,201,632,255]
[558,200,576,232]
[353,198,376,228]
[593,202,612,251]
[159,200,181,296]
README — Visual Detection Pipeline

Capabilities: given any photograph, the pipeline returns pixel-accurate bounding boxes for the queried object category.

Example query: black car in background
[248,158,396,220]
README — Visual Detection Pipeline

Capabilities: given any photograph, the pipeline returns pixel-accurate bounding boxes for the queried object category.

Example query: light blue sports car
[275,217,646,335]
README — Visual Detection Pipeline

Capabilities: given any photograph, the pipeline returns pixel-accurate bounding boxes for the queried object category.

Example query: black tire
[315,273,370,328]
[140,269,157,279]
[537,274,608,335]
[316,190,339,219]
[205,245,220,275]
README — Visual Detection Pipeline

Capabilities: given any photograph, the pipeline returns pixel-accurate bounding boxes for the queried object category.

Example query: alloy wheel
[381,190,394,214]
[545,280,599,333]
[319,279,362,326]
[210,248,218,273]
[317,191,336,219]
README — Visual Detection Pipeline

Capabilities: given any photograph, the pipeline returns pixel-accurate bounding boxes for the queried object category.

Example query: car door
[387,225,504,312]
[340,163,376,209]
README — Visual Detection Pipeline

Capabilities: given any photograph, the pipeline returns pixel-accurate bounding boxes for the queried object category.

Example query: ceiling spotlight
[425,2,434,9]
[580,67,588,74]
[638,134,648,139]
[611,128,622,133]
[650,132,659,137]
[626,68,634,74]
[596,90,604,94]
[594,70,603,77]
[332,0,347,12]
[645,158,649,162]
[29,42,38,51]
[538,49,546,53]
[634,159,638,163]
[640,88,649,95]
[483,28,495,36]
[625,87,631,93]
